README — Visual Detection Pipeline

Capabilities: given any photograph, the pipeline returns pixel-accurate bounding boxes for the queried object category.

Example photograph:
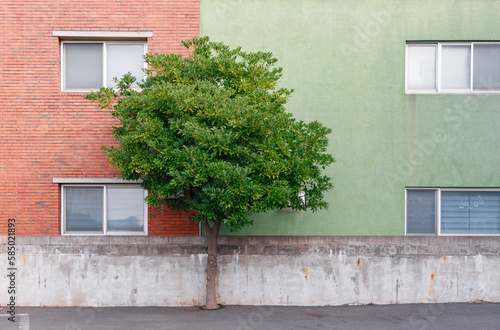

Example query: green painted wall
[200,0,500,235]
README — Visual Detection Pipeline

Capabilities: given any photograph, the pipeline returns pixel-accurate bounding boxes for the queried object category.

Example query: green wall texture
[200,0,500,235]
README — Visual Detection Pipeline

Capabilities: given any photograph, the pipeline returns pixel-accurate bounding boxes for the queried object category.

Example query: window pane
[65,187,103,232]
[441,45,471,89]
[442,191,500,234]
[64,44,103,89]
[407,45,436,90]
[107,44,144,88]
[107,187,145,231]
[473,44,500,90]
[441,191,470,234]
[406,189,436,234]
[469,192,500,234]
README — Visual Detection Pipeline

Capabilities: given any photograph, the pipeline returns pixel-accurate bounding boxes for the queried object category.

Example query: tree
[85,37,334,309]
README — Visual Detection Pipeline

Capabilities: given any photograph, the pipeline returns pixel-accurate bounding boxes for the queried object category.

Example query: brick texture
[0,0,199,235]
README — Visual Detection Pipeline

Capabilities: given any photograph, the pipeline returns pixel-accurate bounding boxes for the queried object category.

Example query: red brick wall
[0,0,199,235]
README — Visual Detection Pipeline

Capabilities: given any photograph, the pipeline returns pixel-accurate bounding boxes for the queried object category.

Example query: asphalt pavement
[0,302,499,330]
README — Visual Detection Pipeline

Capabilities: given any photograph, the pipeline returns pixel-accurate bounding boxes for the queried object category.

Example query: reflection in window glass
[107,187,144,231]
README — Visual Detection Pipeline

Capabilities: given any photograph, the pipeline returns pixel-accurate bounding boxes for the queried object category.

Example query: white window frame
[405,188,500,236]
[406,42,500,94]
[61,183,148,236]
[60,40,147,92]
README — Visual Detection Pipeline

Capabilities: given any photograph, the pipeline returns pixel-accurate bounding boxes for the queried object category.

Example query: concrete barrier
[1,236,499,306]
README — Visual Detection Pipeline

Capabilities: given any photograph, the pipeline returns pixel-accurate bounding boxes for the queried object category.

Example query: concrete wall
[200,0,500,236]
[1,236,499,306]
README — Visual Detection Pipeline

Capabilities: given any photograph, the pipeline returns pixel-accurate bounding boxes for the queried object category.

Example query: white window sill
[53,177,142,184]
[53,31,152,39]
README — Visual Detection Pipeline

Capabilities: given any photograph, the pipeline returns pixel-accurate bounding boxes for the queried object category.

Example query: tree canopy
[86,36,334,233]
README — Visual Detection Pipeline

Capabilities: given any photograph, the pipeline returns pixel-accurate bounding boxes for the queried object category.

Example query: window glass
[65,187,103,232]
[407,45,436,90]
[442,191,500,234]
[406,42,500,93]
[473,44,500,90]
[107,187,145,231]
[469,192,500,234]
[62,42,145,90]
[441,191,470,234]
[441,45,470,89]
[62,184,146,235]
[107,44,144,88]
[406,189,436,234]
[64,44,103,89]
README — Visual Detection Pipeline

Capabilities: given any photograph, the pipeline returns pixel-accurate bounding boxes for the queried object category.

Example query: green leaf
[85,36,334,231]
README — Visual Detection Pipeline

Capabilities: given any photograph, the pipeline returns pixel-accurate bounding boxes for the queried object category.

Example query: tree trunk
[202,218,222,309]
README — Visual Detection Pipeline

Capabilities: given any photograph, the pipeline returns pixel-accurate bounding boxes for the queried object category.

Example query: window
[406,42,500,94]
[61,41,146,91]
[61,184,147,235]
[406,188,500,235]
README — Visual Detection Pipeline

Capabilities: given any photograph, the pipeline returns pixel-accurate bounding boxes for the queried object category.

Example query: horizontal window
[406,42,500,94]
[61,184,147,235]
[406,188,500,235]
[61,41,146,91]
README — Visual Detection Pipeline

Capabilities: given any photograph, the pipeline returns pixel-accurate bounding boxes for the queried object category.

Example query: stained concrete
[0,235,499,307]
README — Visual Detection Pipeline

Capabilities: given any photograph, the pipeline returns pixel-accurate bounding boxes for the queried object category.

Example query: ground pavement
[0,302,499,330]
